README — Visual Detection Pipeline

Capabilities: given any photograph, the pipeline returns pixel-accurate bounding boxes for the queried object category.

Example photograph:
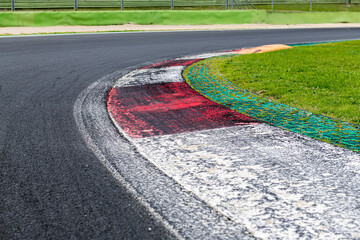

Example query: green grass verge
[0,10,265,27]
[214,40,360,124]
[1,10,360,27]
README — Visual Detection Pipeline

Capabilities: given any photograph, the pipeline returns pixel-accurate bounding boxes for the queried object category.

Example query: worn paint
[107,82,258,138]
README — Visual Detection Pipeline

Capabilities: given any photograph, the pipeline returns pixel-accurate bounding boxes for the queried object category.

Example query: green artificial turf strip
[214,40,360,124]
[2,11,360,27]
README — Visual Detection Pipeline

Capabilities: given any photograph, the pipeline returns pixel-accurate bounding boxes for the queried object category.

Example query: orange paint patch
[234,44,292,54]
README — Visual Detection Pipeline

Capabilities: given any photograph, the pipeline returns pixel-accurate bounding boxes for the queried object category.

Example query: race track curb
[104,46,360,239]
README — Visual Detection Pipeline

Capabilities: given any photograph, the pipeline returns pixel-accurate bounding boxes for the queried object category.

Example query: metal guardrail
[0,0,359,11]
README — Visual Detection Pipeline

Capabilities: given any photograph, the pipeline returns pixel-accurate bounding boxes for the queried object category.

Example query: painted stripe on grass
[184,59,360,153]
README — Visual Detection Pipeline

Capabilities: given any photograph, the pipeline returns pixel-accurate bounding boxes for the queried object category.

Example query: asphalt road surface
[1,28,360,239]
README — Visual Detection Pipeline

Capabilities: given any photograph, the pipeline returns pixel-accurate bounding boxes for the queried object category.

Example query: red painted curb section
[140,59,202,69]
[107,82,258,138]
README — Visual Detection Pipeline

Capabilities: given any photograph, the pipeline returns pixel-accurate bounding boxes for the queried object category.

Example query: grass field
[0,10,267,26]
[212,40,360,124]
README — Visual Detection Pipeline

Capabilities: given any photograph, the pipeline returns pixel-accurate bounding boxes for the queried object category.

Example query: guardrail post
[309,0,312,11]
[346,0,349,11]
[225,0,228,9]
[11,0,15,11]
[74,0,77,10]
[171,0,174,10]
[271,0,273,11]
[121,0,124,10]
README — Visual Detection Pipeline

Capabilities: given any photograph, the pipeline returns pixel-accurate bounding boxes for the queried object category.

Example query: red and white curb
[106,51,360,239]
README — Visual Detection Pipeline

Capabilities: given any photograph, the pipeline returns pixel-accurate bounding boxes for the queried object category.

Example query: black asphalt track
[1,28,360,239]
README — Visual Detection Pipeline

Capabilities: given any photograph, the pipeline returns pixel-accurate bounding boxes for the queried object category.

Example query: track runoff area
[95,45,359,239]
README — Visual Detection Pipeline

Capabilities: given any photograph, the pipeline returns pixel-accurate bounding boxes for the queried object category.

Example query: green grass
[0,10,266,27]
[1,10,360,27]
[213,40,360,124]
